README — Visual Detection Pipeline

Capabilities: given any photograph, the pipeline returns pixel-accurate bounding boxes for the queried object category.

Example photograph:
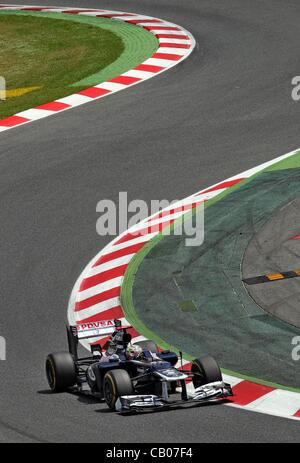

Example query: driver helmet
[126,344,143,360]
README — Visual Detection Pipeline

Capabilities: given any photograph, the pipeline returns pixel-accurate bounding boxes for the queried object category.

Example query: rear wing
[76,319,123,340]
[67,319,131,361]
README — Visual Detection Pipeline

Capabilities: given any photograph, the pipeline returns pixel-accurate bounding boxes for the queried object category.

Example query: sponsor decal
[77,320,115,332]
[87,366,96,382]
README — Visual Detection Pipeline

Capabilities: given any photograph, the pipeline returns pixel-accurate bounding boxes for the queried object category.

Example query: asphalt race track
[1,0,300,442]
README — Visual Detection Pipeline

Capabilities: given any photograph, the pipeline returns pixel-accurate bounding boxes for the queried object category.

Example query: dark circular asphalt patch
[243,196,300,329]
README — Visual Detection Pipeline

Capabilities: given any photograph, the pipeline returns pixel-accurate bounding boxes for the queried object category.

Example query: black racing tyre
[103,369,133,410]
[133,340,158,352]
[46,352,76,392]
[192,355,222,388]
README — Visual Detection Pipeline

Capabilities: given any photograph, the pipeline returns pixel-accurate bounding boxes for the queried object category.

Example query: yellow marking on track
[267,273,284,281]
[4,86,41,99]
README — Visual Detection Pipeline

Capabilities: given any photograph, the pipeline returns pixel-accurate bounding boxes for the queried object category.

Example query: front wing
[115,381,233,413]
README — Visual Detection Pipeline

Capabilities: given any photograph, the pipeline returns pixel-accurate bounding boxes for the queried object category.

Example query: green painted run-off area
[122,151,300,392]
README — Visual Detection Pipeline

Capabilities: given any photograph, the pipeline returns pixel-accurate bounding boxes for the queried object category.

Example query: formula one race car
[45,319,233,413]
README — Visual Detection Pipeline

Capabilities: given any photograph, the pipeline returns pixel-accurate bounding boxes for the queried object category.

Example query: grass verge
[0,11,158,118]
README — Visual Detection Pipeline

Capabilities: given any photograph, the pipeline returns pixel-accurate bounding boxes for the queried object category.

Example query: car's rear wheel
[104,369,133,410]
[192,355,222,388]
[46,352,76,392]
[133,340,158,352]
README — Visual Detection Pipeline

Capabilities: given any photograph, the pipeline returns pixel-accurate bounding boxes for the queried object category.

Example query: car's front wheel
[103,369,133,410]
[191,355,222,388]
